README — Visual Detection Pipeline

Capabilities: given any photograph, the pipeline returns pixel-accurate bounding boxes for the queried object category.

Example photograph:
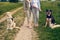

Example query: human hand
[39,9,42,11]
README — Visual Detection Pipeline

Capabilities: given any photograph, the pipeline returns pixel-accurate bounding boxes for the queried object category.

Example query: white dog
[6,12,16,30]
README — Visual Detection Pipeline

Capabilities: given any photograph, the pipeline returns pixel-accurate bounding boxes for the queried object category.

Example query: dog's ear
[46,9,48,12]
[50,9,52,12]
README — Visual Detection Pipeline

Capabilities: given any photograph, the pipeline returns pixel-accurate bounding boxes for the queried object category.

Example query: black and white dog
[45,9,60,29]
[45,9,55,26]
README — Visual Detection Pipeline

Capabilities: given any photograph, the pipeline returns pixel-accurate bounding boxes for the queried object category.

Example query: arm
[38,0,41,11]
[26,0,30,3]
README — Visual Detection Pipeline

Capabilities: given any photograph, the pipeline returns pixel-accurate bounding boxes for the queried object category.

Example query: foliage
[9,0,18,3]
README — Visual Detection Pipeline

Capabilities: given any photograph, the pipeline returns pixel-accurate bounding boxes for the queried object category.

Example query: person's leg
[28,7,33,28]
[26,10,30,23]
[32,7,38,27]
[27,10,31,20]
[32,7,35,26]
[26,1,30,25]
[36,9,39,26]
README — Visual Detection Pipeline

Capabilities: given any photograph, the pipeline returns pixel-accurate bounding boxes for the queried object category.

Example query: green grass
[35,1,60,40]
[0,2,23,15]
[12,8,25,27]
[0,8,25,40]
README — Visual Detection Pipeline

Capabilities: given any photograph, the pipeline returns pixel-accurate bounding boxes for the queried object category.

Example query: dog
[45,9,60,29]
[6,12,16,30]
[45,9,53,27]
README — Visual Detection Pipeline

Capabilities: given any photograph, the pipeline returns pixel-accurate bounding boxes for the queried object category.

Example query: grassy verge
[0,2,23,19]
[35,1,60,40]
[0,8,25,40]
[0,2,23,15]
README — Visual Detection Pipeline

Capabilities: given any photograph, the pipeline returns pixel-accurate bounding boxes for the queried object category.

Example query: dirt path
[0,7,23,23]
[14,14,38,40]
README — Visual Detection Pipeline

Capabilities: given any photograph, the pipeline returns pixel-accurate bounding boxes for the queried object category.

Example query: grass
[0,2,23,15]
[35,1,60,40]
[0,2,23,20]
[12,8,25,27]
[0,8,25,40]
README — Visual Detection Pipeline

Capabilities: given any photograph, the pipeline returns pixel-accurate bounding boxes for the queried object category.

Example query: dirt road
[14,14,38,40]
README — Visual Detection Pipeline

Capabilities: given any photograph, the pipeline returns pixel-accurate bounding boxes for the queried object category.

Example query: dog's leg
[51,25,60,29]
[9,20,13,30]
[49,18,51,27]
[45,22,47,27]
[7,19,11,29]
[45,18,49,27]
[7,23,10,29]
[13,22,16,28]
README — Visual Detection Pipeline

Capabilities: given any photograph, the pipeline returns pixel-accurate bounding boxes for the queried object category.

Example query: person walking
[31,0,41,27]
[24,0,32,28]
